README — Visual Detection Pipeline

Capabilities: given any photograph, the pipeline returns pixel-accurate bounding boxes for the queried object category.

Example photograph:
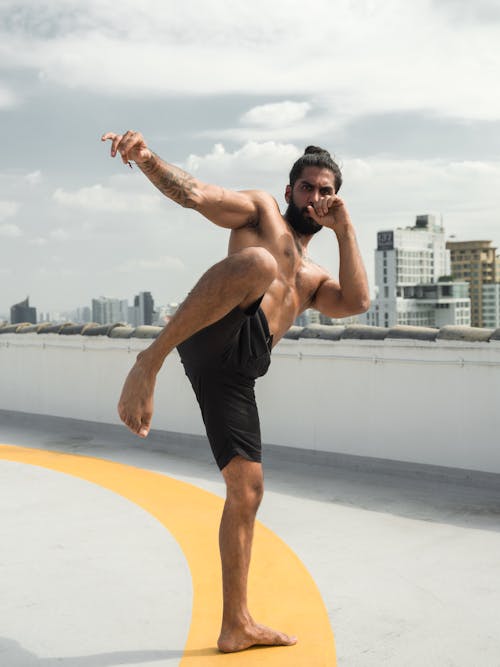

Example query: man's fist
[306,195,351,230]
[101,130,152,165]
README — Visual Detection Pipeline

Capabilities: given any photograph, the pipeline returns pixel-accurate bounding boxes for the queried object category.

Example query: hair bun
[304,145,330,156]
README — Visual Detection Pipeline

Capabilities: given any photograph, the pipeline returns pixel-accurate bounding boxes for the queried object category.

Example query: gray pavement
[1,462,191,666]
[1,411,500,667]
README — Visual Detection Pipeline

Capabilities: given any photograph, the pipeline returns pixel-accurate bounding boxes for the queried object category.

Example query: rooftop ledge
[1,321,500,343]
[1,320,500,477]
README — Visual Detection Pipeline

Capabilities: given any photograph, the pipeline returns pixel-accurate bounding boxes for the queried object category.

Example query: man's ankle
[221,610,253,631]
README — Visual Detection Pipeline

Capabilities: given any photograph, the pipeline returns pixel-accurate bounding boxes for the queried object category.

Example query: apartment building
[446,240,498,327]
[363,214,470,327]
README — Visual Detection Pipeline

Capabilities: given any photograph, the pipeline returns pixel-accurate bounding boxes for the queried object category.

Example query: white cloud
[28,237,48,246]
[49,228,70,241]
[117,256,185,272]
[341,156,500,240]
[0,200,19,220]
[201,102,341,143]
[0,84,18,109]
[25,170,42,185]
[37,266,76,277]
[52,184,163,213]
[1,0,499,121]
[185,141,301,191]
[207,101,327,143]
[0,223,22,237]
[241,102,312,128]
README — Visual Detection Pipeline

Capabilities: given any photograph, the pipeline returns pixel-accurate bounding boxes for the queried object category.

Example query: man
[101,130,370,653]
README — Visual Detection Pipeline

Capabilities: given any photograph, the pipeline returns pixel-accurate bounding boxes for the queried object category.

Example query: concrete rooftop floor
[1,411,500,667]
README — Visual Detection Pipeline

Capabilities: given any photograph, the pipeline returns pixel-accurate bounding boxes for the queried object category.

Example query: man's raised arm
[309,194,370,318]
[101,130,260,229]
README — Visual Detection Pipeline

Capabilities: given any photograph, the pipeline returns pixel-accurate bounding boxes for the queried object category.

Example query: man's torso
[227,194,329,343]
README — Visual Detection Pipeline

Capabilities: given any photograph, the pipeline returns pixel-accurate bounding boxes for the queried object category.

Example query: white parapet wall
[1,333,499,474]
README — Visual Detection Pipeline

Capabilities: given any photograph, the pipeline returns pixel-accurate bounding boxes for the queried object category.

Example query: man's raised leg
[117,247,277,436]
[217,456,297,653]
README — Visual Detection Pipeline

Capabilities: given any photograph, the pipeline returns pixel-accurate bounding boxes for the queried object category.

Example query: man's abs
[259,281,306,345]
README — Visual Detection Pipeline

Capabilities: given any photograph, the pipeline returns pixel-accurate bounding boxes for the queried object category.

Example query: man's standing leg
[217,456,297,653]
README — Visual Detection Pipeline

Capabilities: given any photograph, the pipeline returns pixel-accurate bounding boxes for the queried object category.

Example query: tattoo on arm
[138,152,200,208]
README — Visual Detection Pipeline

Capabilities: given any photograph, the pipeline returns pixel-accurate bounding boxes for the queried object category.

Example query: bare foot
[117,355,157,437]
[217,622,297,653]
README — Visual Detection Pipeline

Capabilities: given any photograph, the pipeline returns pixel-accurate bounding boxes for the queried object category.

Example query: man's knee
[223,457,264,513]
[228,483,263,517]
[232,247,277,286]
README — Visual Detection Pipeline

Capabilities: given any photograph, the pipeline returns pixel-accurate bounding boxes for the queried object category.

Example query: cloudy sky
[1,0,500,318]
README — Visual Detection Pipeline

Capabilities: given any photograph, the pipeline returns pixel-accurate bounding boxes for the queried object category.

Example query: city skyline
[1,1,500,315]
[2,220,498,323]
[2,291,175,325]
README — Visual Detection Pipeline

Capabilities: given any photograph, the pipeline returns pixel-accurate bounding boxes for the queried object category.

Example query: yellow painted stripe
[0,444,336,666]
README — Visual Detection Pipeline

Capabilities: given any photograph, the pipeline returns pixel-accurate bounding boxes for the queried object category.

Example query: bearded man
[101,130,370,653]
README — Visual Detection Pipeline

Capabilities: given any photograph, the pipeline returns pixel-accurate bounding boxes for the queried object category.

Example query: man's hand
[101,130,153,165]
[306,195,351,232]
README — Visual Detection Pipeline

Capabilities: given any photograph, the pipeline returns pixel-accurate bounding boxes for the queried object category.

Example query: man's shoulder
[236,190,282,229]
[240,189,278,208]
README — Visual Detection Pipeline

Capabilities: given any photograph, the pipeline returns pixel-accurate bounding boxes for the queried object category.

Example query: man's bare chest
[228,219,323,312]
[274,234,320,305]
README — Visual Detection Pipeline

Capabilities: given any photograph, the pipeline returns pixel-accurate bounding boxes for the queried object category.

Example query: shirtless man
[101,130,370,653]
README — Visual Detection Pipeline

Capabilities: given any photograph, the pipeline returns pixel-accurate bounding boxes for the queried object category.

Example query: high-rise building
[10,297,37,324]
[129,291,154,326]
[119,300,128,323]
[446,240,498,327]
[482,284,500,329]
[76,306,92,323]
[92,297,127,325]
[140,291,154,326]
[363,215,471,328]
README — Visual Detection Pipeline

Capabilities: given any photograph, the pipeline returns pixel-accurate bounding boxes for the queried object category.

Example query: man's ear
[285,184,291,203]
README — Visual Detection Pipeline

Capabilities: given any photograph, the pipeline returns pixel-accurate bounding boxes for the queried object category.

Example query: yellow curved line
[0,444,336,666]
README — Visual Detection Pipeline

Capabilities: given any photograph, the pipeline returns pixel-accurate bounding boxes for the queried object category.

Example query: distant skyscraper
[446,240,498,327]
[140,291,154,325]
[119,299,128,323]
[130,291,154,326]
[92,297,125,324]
[76,306,92,323]
[10,297,37,324]
[363,215,470,327]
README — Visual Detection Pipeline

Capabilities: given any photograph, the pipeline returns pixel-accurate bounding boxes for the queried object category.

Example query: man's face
[284,166,335,236]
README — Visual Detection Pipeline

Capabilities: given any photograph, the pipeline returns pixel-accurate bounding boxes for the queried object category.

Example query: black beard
[284,197,323,236]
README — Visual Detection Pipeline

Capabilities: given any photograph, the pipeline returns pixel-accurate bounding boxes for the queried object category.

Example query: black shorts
[177,298,273,470]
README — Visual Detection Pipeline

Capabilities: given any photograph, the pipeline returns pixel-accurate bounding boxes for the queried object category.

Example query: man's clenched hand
[101,130,152,165]
[306,195,352,232]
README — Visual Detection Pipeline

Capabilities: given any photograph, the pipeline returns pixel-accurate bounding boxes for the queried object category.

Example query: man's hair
[289,146,342,193]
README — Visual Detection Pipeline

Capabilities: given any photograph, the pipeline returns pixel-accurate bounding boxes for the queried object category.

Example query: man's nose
[308,189,320,204]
